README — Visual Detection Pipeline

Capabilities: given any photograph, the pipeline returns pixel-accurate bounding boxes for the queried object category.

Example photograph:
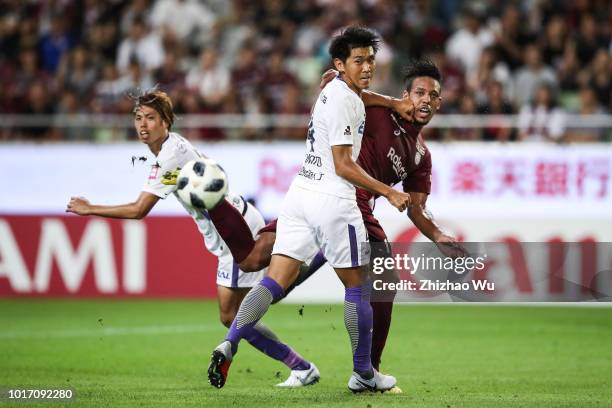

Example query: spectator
[184,48,229,140]
[185,47,230,109]
[153,51,186,98]
[118,59,155,96]
[540,14,568,69]
[467,46,510,98]
[22,81,55,140]
[38,15,73,74]
[85,20,120,62]
[565,86,607,142]
[446,93,482,141]
[57,46,97,100]
[511,43,557,106]
[53,89,89,141]
[478,80,515,141]
[271,82,309,140]
[557,40,581,92]
[227,44,263,115]
[492,5,533,70]
[11,47,47,113]
[150,0,216,50]
[574,14,607,66]
[589,49,610,109]
[93,62,126,113]
[116,15,164,75]
[260,50,299,114]
[445,6,494,76]
[120,0,151,36]
[517,82,565,142]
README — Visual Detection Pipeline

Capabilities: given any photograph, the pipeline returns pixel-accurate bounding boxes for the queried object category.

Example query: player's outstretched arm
[66,192,160,219]
[361,90,414,122]
[332,145,410,212]
[319,69,414,121]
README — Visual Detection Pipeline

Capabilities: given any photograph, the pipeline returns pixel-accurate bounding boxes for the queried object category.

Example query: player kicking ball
[65,89,319,388]
[207,26,411,393]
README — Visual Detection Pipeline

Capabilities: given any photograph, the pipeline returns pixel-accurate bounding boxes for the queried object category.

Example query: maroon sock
[207,199,255,263]
[370,301,393,371]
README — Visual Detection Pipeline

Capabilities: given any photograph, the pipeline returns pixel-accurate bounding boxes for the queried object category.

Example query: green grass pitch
[1,300,611,407]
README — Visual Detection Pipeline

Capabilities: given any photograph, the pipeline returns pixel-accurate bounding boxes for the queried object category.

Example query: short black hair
[329,26,380,62]
[402,59,442,92]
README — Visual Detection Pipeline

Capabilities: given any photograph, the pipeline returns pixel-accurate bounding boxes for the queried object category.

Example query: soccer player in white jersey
[208,26,411,392]
[66,90,319,387]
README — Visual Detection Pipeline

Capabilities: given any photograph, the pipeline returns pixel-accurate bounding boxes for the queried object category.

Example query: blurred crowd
[0,0,610,142]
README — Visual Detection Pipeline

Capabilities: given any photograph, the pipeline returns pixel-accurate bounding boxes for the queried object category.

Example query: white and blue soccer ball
[176,158,228,210]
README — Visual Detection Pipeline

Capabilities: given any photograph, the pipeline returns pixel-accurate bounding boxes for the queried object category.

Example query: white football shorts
[273,183,370,268]
[216,201,266,288]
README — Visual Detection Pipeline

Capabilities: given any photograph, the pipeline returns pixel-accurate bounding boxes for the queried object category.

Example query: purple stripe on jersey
[348,224,358,267]
[231,262,239,288]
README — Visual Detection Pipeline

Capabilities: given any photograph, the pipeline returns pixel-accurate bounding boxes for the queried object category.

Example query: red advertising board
[0,215,218,298]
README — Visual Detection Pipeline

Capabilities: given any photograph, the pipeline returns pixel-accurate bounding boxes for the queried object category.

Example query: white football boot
[348,369,396,393]
[276,363,320,388]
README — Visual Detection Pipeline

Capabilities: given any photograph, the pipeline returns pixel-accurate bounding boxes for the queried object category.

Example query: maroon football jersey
[356,106,432,240]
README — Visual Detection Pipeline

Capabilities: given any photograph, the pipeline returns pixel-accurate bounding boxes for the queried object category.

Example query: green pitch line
[0,300,610,407]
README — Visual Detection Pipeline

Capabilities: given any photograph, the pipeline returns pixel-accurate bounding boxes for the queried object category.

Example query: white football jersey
[142,132,201,199]
[292,76,366,199]
[142,132,246,258]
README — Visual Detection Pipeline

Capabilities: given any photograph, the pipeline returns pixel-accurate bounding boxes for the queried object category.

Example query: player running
[65,89,320,388]
[207,26,411,393]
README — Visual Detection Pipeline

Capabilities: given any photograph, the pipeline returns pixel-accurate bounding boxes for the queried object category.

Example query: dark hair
[328,26,380,62]
[132,89,176,130]
[402,59,442,92]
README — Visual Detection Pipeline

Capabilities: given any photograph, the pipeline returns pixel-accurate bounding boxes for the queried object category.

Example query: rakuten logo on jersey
[387,147,407,180]
[0,217,146,295]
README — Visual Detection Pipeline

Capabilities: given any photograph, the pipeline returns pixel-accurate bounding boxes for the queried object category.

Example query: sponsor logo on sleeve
[148,164,160,180]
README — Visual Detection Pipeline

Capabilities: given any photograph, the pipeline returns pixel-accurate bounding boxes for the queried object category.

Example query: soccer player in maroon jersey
[354,59,459,375]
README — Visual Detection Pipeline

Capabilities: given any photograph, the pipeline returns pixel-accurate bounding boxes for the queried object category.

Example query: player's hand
[161,168,181,185]
[391,96,415,122]
[66,196,91,216]
[385,189,411,212]
[434,233,468,258]
[319,69,338,89]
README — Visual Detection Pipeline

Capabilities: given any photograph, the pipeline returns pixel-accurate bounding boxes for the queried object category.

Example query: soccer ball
[176,158,228,209]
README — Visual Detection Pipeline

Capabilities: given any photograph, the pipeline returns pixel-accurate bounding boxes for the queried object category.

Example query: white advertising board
[2,141,611,219]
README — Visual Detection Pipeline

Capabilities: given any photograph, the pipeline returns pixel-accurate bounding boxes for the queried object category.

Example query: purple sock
[225,277,285,354]
[243,323,310,370]
[344,286,374,378]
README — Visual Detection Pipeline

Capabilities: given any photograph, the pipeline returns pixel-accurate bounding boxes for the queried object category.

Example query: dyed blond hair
[133,89,176,130]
